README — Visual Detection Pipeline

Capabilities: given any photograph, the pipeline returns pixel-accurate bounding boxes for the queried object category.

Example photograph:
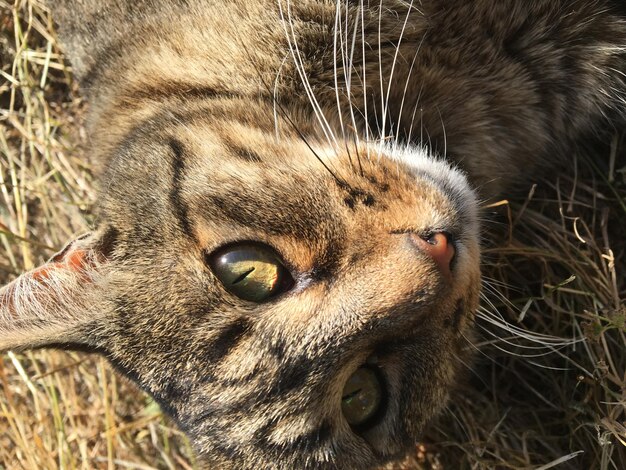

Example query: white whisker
[278,0,339,150]
[377,0,385,159]
[405,81,425,145]
[394,30,425,154]
[476,307,584,347]
[360,0,371,161]
[382,0,414,157]
[273,53,291,141]
[345,0,363,153]
[333,1,347,146]
[436,106,447,158]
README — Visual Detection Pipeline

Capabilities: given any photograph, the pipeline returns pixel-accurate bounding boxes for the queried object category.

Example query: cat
[1,1,624,468]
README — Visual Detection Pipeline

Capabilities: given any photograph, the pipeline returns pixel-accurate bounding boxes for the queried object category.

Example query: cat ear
[0,231,112,351]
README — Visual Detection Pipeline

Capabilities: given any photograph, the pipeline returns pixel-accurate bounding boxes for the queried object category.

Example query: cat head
[0,111,480,467]
[1,1,481,467]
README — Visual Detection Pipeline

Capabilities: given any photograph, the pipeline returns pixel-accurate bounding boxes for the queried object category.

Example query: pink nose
[411,232,456,280]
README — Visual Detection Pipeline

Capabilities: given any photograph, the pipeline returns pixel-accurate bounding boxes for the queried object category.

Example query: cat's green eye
[208,243,294,302]
[341,367,384,427]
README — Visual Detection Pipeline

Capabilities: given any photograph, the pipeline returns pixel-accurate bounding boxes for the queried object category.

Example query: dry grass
[1,2,624,469]
[0,2,196,469]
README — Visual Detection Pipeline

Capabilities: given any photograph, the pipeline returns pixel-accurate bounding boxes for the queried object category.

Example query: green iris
[341,367,383,426]
[209,243,293,302]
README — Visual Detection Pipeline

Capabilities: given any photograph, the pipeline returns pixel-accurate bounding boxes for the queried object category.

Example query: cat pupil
[232,267,256,285]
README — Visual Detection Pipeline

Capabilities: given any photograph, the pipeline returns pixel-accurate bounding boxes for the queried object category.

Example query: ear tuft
[0,231,110,351]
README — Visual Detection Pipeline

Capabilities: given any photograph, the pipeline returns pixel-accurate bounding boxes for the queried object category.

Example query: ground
[1,2,624,469]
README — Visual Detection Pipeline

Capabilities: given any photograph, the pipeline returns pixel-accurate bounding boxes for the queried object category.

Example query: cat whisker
[279,0,358,187]
[333,2,349,152]
[405,80,425,146]
[376,0,386,160]
[333,0,357,171]
[480,278,523,305]
[342,0,368,174]
[436,106,447,159]
[279,0,339,151]
[360,0,371,164]
[475,306,584,350]
[394,33,425,152]
[474,320,572,356]
[239,40,348,188]
[452,350,487,385]
[272,53,291,141]
[344,0,362,152]
[383,0,414,156]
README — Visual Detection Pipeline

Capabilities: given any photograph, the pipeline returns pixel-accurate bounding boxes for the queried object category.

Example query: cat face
[0,107,480,467]
[1,1,484,465]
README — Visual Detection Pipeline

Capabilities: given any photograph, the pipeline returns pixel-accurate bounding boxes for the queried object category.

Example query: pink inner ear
[1,245,101,319]
[31,249,91,283]
[0,232,106,350]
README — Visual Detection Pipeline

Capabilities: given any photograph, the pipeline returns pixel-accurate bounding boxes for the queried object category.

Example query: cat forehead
[176,127,461,233]
[99,114,469,258]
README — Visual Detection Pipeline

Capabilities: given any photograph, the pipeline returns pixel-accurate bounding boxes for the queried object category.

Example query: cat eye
[208,243,294,302]
[341,366,384,427]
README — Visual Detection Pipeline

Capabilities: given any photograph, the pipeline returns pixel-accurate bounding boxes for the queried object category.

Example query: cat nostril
[410,232,456,279]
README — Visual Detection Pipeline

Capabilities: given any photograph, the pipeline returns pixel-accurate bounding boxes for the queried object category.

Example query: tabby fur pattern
[1,1,625,468]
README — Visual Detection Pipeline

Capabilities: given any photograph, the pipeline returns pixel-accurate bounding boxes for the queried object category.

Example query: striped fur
[1,1,625,468]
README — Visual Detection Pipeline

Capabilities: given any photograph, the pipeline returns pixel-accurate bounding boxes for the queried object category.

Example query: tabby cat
[1,1,625,468]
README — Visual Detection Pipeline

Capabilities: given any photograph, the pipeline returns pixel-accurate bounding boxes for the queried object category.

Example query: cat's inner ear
[0,230,113,352]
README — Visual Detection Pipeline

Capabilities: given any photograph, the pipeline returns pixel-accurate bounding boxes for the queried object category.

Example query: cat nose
[409,232,455,280]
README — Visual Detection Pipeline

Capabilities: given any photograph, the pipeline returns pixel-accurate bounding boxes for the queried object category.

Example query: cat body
[1,1,625,468]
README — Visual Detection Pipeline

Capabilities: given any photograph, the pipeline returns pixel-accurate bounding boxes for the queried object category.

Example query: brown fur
[1,1,625,468]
